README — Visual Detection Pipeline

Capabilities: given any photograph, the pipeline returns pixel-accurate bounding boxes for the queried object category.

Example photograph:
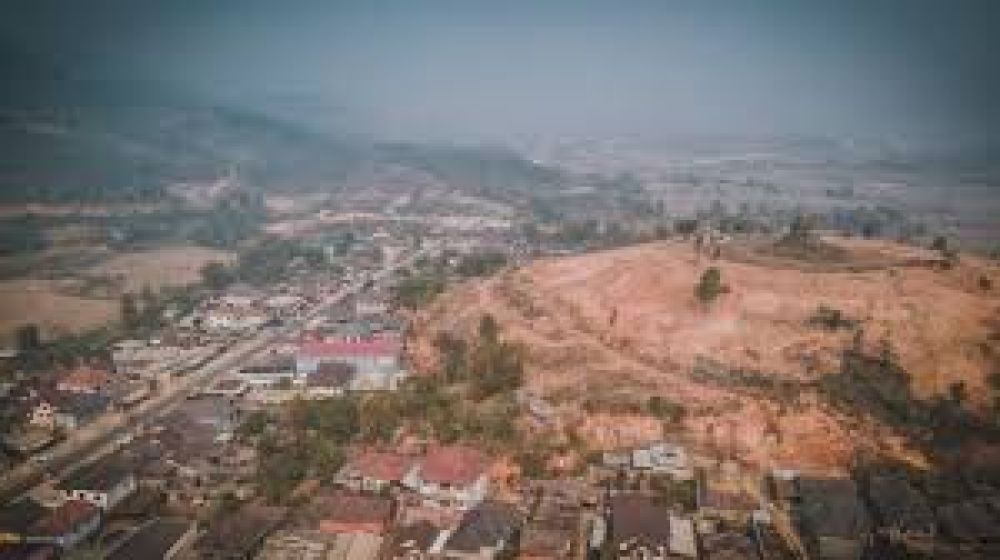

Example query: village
[0,214,991,560]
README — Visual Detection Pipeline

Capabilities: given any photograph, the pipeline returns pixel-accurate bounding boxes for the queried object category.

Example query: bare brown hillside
[409,239,1000,471]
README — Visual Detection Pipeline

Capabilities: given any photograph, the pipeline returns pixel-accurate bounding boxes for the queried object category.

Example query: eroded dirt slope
[410,239,1000,471]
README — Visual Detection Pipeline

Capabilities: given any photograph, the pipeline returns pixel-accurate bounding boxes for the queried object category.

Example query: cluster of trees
[434,315,526,400]
[240,366,527,504]
[454,251,508,277]
[818,334,995,450]
[199,239,330,290]
[188,193,267,248]
[0,218,48,255]
[808,305,858,331]
[392,273,446,310]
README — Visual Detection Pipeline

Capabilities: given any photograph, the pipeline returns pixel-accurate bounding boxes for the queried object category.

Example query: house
[295,335,404,390]
[58,458,137,511]
[865,475,935,544]
[195,502,286,560]
[355,295,388,317]
[337,450,416,493]
[218,285,263,308]
[301,492,395,535]
[235,354,298,387]
[518,480,590,560]
[203,379,249,398]
[105,518,197,560]
[700,531,759,560]
[56,366,111,394]
[796,477,870,560]
[28,500,101,549]
[406,446,490,509]
[384,521,444,560]
[442,501,522,560]
[257,529,383,560]
[602,452,631,470]
[631,443,692,479]
[608,495,695,559]
[305,362,355,397]
[203,310,268,332]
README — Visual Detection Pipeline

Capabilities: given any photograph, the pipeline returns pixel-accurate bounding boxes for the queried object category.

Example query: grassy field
[83,246,235,293]
[0,278,118,346]
[0,244,234,346]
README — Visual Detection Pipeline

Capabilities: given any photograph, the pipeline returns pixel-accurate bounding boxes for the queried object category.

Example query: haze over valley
[1,2,999,559]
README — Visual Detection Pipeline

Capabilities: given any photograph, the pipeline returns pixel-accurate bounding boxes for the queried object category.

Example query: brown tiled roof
[31,500,98,537]
[419,446,488,486]
[349,451,414,482]
[303,492,394,526]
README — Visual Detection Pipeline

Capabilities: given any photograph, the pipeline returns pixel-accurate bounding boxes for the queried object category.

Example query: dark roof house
[105,518,196,560]
[444,501,521,558]
[865,475,935,538]
[796,477,870,560]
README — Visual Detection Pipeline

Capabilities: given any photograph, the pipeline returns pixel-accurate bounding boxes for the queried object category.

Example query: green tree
[237,410,271,438]
[478,314,499,345]
[15,323,41,353]
[120,293,140,331]
[931,235,949,252]
[200,261,234,290]
[435,332,468,382]
[359,394,402,443]
[695,267,725,304]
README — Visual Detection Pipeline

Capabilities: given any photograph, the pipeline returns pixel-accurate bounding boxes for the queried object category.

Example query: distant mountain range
[0,46,567,204]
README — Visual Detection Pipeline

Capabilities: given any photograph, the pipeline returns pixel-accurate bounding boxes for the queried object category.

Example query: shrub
[695,267,726,304]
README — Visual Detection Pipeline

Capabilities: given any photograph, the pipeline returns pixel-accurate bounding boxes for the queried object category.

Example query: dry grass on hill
[409,238,1000,471]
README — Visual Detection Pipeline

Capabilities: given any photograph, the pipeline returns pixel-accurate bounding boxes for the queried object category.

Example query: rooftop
[609,494,673,548]
[197,502,287,558]
[105,518,193,560]
[347,450,415,482]
[445,501,521,553]
[419,445,489,486]
[298,336,400,359]
[302,492,394,529]
[866,475,935,533]
[386,521,441,557]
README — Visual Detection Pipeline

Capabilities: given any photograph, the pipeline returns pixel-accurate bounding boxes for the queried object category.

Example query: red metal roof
[298,337,400,359]
[419,446,489,486]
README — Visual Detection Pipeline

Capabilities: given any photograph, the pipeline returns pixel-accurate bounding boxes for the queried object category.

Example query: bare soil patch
[410,239,1000,470]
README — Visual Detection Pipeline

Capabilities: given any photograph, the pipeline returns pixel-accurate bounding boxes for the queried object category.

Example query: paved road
[0,246,433,504]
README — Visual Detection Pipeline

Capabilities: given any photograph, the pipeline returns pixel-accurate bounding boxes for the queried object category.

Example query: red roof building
[351,451,416,483]
[297,336,400,360]
[419,446,489,487]
[303,492,395,535]
[56,366,111,394]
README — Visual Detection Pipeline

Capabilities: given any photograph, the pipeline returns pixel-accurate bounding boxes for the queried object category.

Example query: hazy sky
[3,0,998,145]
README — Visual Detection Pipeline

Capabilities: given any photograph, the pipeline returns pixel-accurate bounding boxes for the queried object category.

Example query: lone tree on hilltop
[695,267,726,304]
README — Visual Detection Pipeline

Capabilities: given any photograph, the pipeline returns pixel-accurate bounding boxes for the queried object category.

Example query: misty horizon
[2,0,998,149]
